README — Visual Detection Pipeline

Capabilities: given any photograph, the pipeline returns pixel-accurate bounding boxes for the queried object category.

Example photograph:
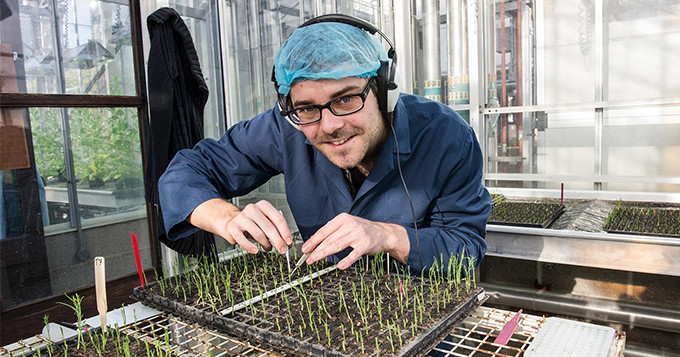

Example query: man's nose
[319,107,344,133]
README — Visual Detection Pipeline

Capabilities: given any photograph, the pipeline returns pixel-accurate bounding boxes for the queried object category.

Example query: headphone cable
[390,118,423,270]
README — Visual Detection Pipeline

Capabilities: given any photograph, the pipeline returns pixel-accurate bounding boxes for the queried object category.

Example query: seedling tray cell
[132,252,486,357]
[488,201,565,228]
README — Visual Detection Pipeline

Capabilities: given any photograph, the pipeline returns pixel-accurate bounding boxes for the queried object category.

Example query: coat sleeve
[404,126,491,274]
[158,110,285,240]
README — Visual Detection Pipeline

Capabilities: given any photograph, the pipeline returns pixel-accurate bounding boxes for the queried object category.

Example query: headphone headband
[298,14,396,56]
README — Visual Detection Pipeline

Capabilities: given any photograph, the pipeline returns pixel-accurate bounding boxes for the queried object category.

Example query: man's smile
[327,135,355,147]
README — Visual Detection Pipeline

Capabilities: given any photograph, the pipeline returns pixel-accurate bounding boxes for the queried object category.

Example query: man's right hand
[188,198,292,254]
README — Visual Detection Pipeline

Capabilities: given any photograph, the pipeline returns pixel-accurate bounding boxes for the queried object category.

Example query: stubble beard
[319,114,389,173]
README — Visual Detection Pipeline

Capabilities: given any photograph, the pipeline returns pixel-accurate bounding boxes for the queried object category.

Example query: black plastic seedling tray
[132,253,486,357]
[488,201,565,228]
[604,205,680,238]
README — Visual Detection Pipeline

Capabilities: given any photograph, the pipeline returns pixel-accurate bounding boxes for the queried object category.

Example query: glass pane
[32,107,146,230]
[413,1,444,102]
[536,0,597,105]
[486,110,596,190]
[486,1,597,107]
[442,1,470,106]
[25,105,152,303]
[605,0,680,101]
[2,107,52,308]
[486,0,539,108]
[222,0,304,230]
[68,107,145,222]
[44,218,152,297]
[225,0,298,120]
[13,0,135,95]
[30,107,72,229]
[603,107,680,193]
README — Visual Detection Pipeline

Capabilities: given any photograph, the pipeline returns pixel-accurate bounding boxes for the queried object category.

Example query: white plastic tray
[525,317,616,357]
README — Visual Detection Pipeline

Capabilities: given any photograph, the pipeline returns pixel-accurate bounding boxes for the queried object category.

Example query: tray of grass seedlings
[25,295,179,357]
[488,200,565,228]
[132,251,486,357]
[604,202,680,238]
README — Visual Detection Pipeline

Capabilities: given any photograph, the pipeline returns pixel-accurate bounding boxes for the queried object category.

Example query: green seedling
[57,293,85,350]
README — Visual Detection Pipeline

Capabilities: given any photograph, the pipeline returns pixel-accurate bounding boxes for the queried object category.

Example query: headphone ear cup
[386,69,400,113]
[376,60,390,113]
[377,60,399,113]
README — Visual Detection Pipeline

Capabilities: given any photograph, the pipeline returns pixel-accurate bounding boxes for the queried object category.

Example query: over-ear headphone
[271,13,399,128]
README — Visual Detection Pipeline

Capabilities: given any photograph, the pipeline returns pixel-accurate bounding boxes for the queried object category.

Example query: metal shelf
[486,225,680,277]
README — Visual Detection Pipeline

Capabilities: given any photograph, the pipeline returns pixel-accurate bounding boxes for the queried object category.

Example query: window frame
[0,0,160,316]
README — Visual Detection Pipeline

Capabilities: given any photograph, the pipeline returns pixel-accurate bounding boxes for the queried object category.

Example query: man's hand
[301,213,410,269]
[189,199,292,254]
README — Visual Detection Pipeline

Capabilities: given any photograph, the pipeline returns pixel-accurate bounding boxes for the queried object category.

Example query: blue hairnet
[274,22,389,96]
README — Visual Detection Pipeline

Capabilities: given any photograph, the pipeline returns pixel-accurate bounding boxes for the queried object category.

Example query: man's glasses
[283,77,374,125]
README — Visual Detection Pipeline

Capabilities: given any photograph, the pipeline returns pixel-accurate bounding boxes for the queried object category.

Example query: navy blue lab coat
[159,93,491,272]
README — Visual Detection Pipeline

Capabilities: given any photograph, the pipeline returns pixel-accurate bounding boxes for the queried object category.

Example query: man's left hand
[301,213,410,269]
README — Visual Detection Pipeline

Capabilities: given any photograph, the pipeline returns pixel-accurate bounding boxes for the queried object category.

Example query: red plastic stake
[131,232,145,289]
[494,309,523,345]
[561,182,564,204]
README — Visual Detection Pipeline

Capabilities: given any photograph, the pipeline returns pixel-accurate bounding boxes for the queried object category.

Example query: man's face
[289,77,388,173]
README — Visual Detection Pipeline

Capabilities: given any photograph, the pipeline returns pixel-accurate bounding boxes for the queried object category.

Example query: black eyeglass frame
[282,77,375,125]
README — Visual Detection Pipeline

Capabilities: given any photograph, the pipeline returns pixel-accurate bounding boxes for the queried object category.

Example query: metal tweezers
[290,251,311,275]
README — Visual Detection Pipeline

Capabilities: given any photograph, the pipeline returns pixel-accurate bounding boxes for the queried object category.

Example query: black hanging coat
[145,7,215,257]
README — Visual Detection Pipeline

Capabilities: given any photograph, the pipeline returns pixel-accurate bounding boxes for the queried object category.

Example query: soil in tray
[134,251,483,357]
[604,203,680,237]
[488,201,563,228]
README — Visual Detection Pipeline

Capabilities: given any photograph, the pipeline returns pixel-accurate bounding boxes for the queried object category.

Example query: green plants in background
[30,78,143,193]
[604,202,680,237]
[69,105,142,190]
[30,108,65,183]
[489,200,564,228]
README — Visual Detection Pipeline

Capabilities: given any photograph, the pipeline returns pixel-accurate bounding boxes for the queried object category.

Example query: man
[159,18,491,273]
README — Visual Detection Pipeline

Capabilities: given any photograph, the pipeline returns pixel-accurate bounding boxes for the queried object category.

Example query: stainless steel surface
[486,224,680,276]
[482,282,680,333]
[624,343,680,357]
